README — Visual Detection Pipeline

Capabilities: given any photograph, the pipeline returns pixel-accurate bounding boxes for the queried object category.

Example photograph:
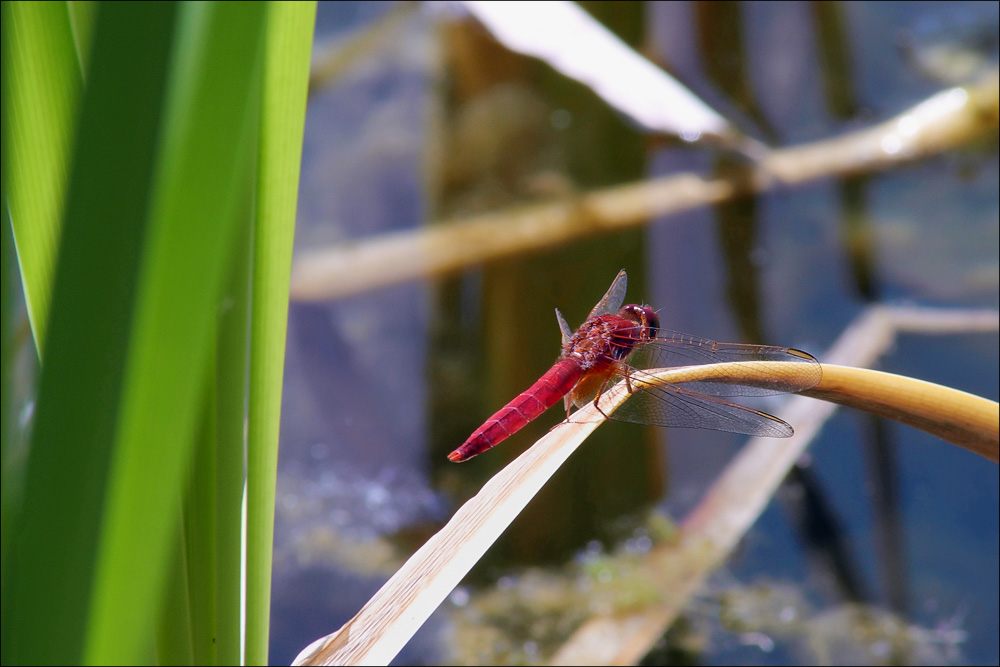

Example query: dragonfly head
[619,304,660,339]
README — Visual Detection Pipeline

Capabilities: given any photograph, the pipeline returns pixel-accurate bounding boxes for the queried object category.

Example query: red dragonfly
[448,270,821,462]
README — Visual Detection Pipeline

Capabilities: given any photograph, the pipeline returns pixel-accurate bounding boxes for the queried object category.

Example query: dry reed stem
[290,73,998,302]
[291,383,624,665]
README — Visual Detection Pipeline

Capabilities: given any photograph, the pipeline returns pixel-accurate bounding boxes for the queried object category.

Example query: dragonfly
[448,270,821,462]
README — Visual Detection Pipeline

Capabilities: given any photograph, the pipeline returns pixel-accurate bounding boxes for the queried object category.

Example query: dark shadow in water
[428,1,664,571]
[814,0,909,616]
[694,1,778,143]
[781,464,873,604]
[862,414,910,614]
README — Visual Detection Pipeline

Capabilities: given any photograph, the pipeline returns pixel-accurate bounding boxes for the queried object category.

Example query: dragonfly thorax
[563,311,652,368]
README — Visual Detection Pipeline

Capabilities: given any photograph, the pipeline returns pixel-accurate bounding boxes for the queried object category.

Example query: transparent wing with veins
[557,268,628,345]
[598,330,820,437]
[623,329,821,397]
[588,268,628,318]
[559,269,821,437]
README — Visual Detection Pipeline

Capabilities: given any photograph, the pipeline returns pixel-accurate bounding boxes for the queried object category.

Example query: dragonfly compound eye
[620,304,660,338]
[640,306,659,337]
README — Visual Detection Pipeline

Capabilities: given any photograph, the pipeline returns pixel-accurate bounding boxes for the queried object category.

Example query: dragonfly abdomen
[447,358,583,462]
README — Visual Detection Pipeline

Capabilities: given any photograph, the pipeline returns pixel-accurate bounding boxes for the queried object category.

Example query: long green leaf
[246,3,317,664]
[3,0,81,353]
[0,40,16,658]
[8,3,180,663]
[84,3,269,662]
[7,2,272,663]
[212,212,253,666]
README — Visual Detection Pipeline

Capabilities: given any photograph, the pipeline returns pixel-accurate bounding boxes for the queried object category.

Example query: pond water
[271,2,998,664]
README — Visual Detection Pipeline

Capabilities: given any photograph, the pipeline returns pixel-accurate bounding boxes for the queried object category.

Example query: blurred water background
[270,2,998,664]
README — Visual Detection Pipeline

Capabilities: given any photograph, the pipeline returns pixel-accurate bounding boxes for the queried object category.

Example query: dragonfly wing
[556,308,573,346]
[610,379,795,438]
[588,269,628,318]
[626,330,821,397]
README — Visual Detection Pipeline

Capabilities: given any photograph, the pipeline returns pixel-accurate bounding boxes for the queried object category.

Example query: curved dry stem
[803,364,998,462]
[549,364,999,665]
[634,362,999,462]
[629,359,816,391]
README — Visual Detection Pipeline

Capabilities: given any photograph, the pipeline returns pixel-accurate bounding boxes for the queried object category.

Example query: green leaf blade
[8,3,179,664]
[245,3,317,665]
[3,0,82,352]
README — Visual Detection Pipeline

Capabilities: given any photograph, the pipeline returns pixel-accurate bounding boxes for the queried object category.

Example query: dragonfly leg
[591,378,614,421]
